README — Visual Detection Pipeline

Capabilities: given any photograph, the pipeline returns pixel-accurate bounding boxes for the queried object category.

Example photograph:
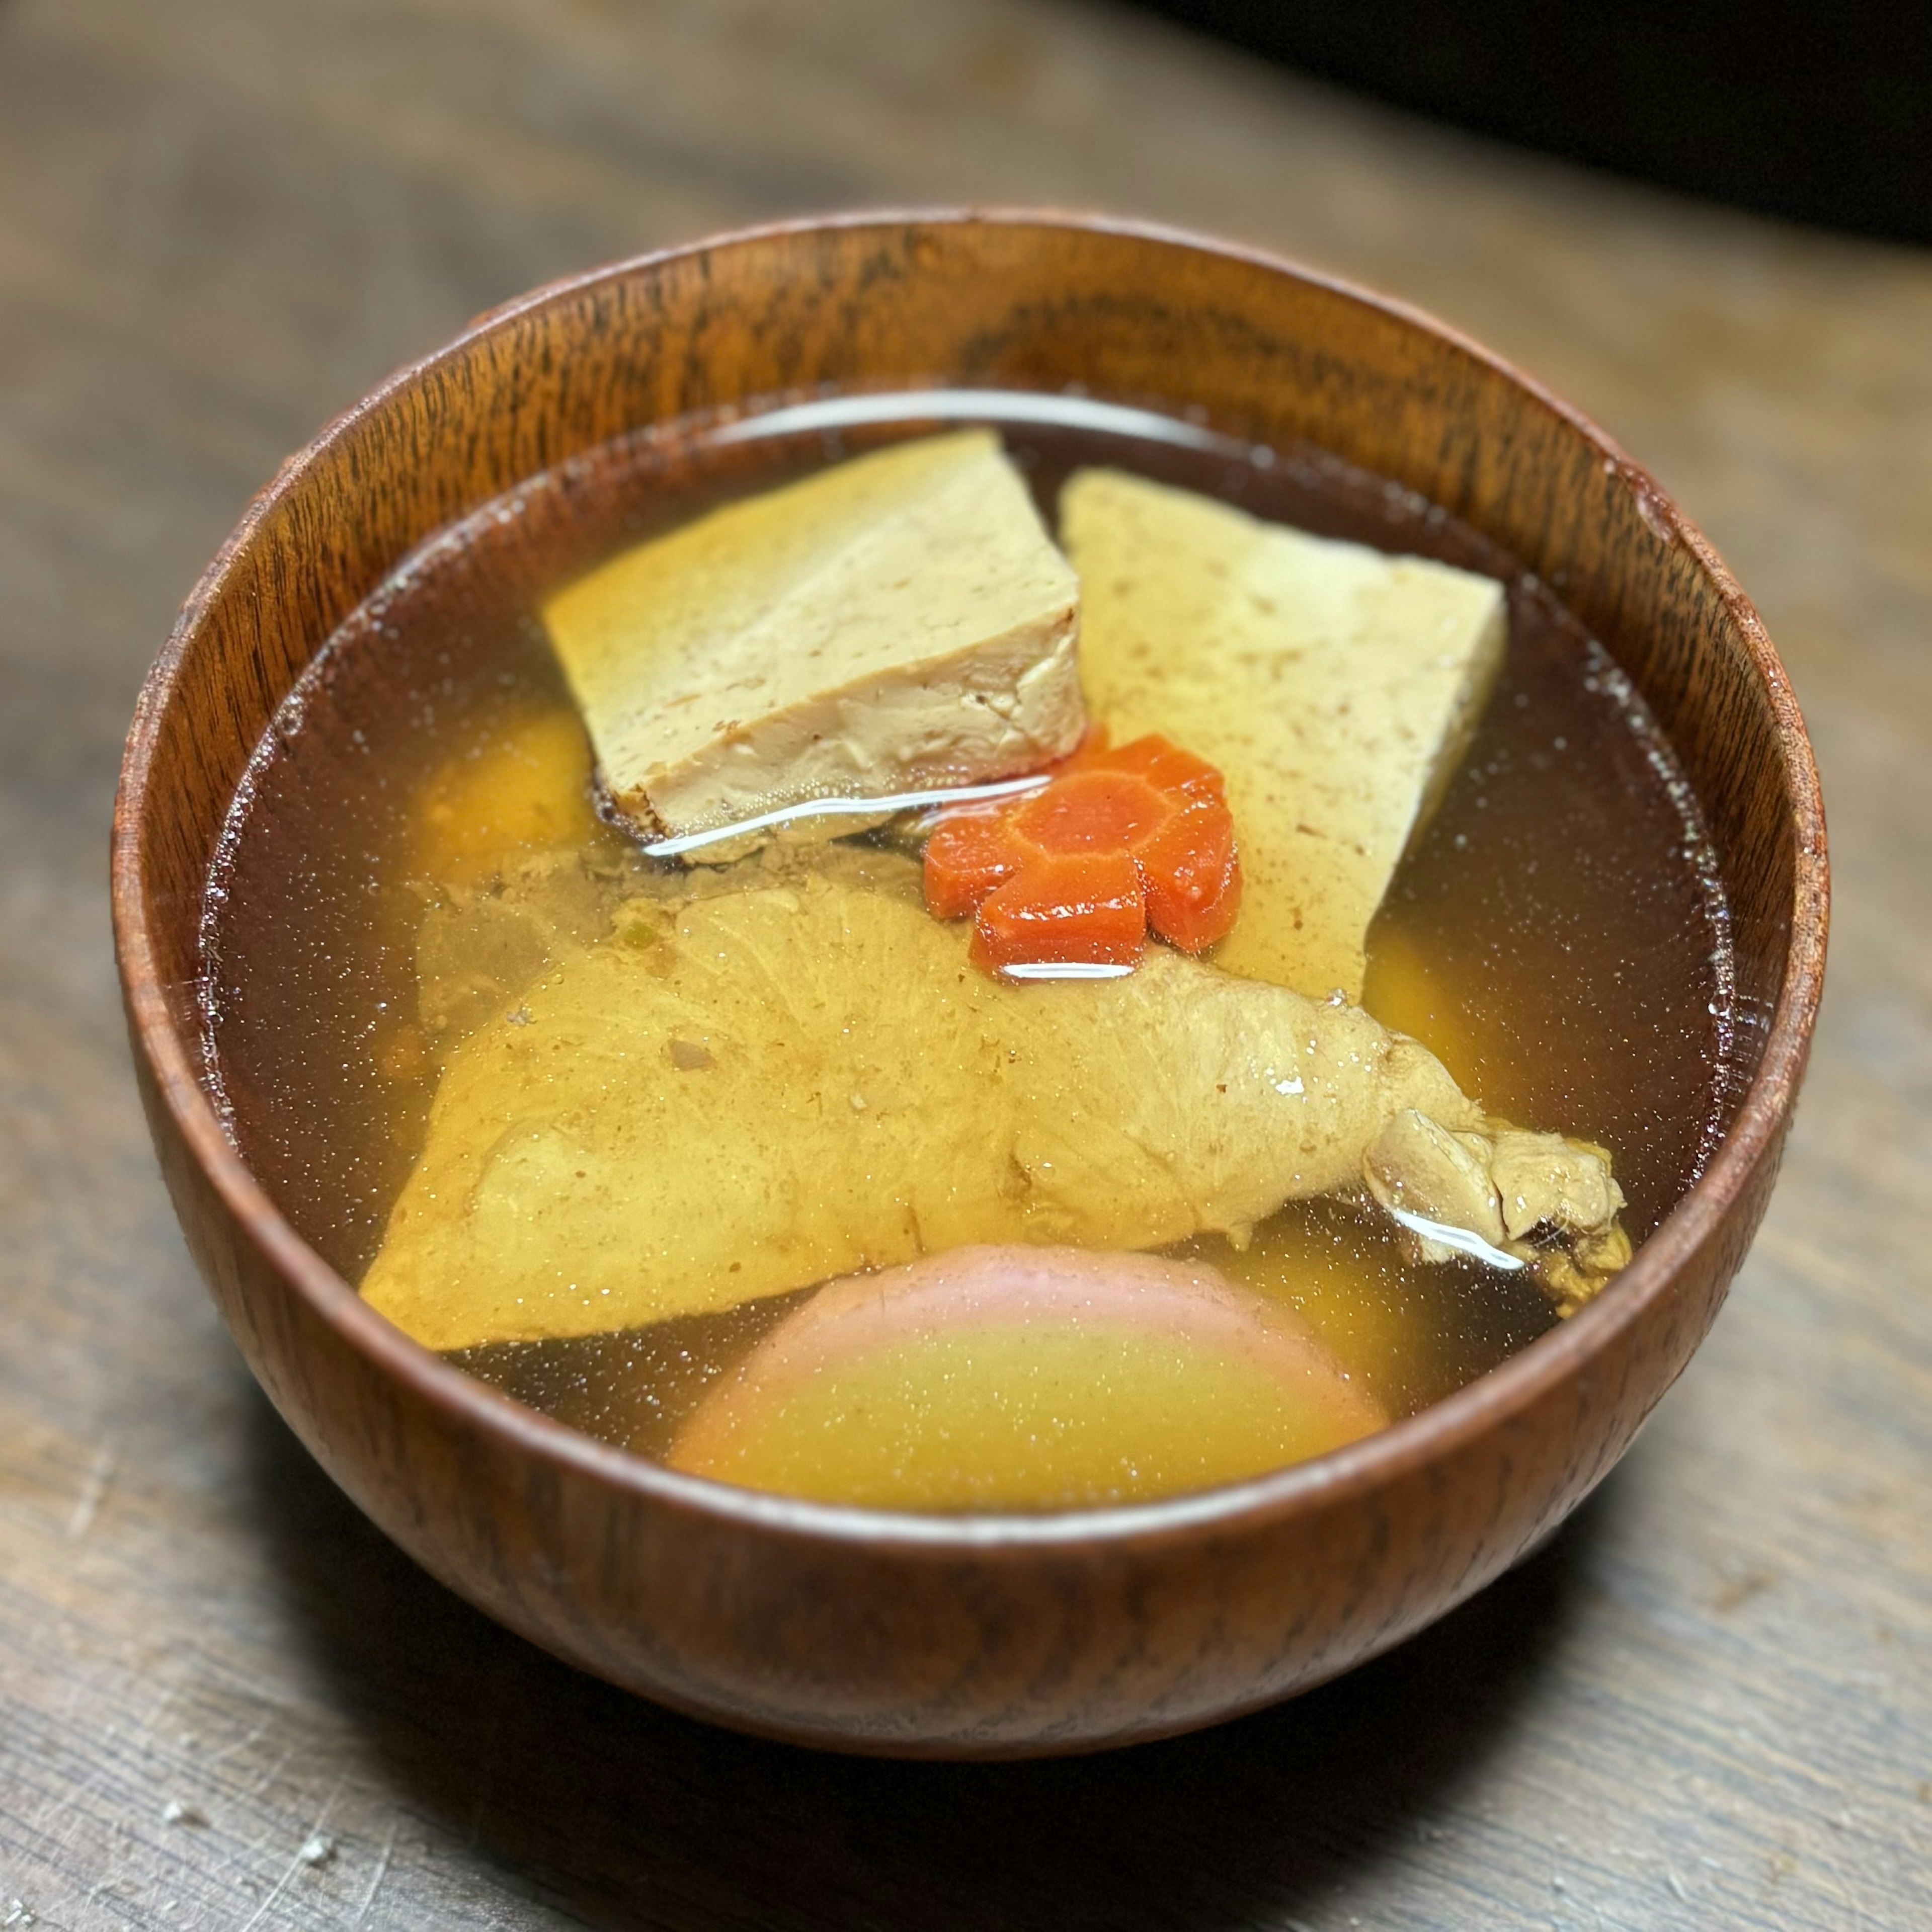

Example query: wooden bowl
[111,211,1827,1757]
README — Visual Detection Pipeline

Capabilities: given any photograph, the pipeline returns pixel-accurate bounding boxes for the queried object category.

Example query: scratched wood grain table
[3,2,1928,1926]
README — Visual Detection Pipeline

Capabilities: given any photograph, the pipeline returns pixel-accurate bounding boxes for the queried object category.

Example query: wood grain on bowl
[110,212,1826,1755]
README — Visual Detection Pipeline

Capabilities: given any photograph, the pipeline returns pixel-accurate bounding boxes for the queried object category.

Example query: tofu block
[1060,469,1507,1001]
[543,430,1085,840]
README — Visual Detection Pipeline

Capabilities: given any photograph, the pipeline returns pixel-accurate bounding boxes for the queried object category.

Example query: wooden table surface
[3,2,1928,1925]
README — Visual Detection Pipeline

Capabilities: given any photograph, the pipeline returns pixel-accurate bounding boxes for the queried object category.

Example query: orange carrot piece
[1009,769,1170,854]
[1136,798,1243,952]
[923,807,1030,919]
[970,850,1146,973]
[1098,735,1226,804]
[921,732,1241,975]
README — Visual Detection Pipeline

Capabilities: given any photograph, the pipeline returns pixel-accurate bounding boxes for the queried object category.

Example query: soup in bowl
[113,213,1825,1754]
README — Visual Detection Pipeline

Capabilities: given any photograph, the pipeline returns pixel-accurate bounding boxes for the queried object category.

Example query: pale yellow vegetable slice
[669,1245,1388,1510]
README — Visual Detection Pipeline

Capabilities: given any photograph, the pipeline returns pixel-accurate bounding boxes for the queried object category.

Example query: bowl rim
[112,206,1829,1554]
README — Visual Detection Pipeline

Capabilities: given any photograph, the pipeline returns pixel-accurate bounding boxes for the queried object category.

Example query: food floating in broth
[922,732,1242,973]
[1063,468,1507,1000]
[362,432,1626,1438]
[207,409,1731,1514]
[669,1245,1388,1510]
[360,849,1625,1350]
[544,429,1084,849]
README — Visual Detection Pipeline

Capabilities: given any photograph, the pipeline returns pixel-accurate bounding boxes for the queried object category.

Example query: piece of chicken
[362,861,1624,1351]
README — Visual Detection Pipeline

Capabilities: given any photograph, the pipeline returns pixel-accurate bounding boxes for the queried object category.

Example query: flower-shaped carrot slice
[924,734,1242,976]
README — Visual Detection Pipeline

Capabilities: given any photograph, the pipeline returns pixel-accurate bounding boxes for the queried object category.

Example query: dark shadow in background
[248,1392,1612,1929]
[1128,0,1932,245]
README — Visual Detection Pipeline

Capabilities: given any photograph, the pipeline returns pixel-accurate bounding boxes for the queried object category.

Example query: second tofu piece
[1060,468,1506,1001]
[544,430,1085,843]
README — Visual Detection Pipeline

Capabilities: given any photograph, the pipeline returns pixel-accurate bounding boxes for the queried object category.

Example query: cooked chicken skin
[363,864,1624,1351]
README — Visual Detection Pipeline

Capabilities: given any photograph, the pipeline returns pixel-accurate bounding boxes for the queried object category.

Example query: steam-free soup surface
[203,398,1733,1509]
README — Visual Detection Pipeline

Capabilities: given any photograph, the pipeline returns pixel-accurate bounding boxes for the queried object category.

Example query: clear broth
[203,395,1733,1482]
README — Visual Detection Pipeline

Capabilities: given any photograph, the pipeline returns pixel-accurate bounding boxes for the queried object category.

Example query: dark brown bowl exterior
[111,212,1826,1757]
